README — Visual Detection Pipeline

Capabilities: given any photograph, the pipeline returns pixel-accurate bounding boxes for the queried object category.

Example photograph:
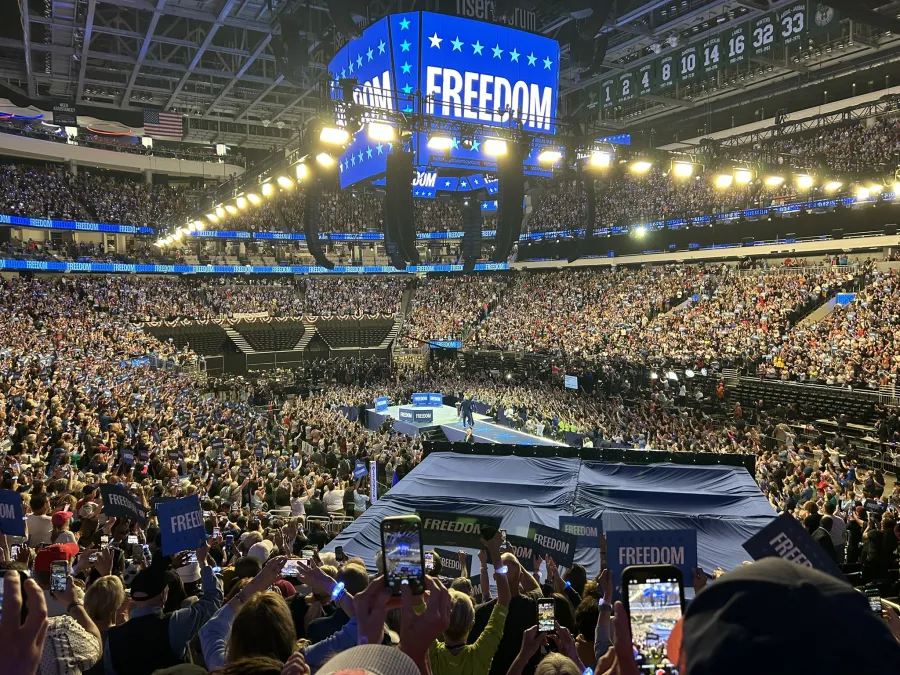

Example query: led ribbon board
[329,11,560,188]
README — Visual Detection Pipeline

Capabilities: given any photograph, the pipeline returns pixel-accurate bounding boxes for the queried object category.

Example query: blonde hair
[444,589,475,644]
[84,576,126,624]
[534,654,581,675]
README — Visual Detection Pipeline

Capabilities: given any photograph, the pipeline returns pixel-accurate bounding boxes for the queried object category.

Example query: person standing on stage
[461,394,475,428]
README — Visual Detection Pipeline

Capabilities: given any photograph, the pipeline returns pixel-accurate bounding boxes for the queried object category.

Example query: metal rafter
[17,0,35,98]
[202,34,272,118]
[234,74,284,120]
[97,0,285,36]
[122,0,168,106]
[164,0,238,109]
[76,0,98,102]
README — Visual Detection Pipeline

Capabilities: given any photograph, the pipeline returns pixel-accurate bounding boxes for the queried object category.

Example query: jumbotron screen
[329,12,560,189]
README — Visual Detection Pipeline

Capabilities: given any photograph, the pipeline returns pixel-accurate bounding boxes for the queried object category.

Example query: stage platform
[440,420,566,446]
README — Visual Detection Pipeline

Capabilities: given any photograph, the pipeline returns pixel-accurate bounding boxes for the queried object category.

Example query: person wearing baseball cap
[51,510,77,544]
[103,543,223,675]
[33,542,80,617]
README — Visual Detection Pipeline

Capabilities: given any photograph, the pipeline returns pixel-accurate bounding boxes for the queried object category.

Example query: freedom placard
[528,521,577,568]
[606,529,697,594]
[469,574,484,603]
[504,534,535,572]
[434,547,466,578]
[100,484,149,526]
[375,397,389,412]
[353,461,368,480]
[0,490,25,537]
[559,516,603,549]
[743,512,844,580]
[416,510,502,549]
[157,494,206,556]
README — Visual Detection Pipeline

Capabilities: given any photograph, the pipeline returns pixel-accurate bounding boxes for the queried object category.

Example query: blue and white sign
[412,392,442,406]
[353,460,369,479]
[428,392,443,406]
[606,529,698,596]
[558,516,602,549]
[564,375,578,390]
[375,396,389,412]
[370,460,378,505]
[742,512,844,580]
[399,408,434,424]
[157,494,207,556]
[0,490,25,537]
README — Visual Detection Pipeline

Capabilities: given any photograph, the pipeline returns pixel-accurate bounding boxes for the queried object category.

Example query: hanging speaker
[385,152,419,264]
[460,197,483,272]
[303,180,335,270]
[492,143,525,262]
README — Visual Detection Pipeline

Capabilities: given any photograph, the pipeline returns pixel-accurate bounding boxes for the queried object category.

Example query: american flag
[143,109,183,139]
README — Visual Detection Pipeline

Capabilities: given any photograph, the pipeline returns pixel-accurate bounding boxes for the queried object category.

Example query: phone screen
[100,535,109,546]
[127,535,138,545]
[50,561,68,593]
[9,545,19,559]
[425,552,434,571]
[381,516,425,595]
[300,549,315,560]
[213,527,221,538]
[537,598,555,633]
[282,559,301,577]
[335,545,344,562]
[625,572,683,666]
[865,589,882,613]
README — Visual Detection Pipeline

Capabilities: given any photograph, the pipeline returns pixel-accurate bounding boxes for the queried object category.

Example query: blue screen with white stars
[329,12,560,189]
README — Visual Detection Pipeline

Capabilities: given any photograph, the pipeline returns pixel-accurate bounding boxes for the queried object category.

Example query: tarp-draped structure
[326,453,775,577]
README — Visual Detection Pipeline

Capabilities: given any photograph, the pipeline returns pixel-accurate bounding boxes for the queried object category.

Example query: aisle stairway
[293,325,315,351]
[223,326,254,353]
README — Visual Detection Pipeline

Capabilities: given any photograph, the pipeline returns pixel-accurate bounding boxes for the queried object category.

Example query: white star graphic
[451,36,464,51]
[348,61,354,74]
[471,139,480,152]
[366,48,374,61]
[377,40,386,54]
[429,33,443,49]
[399,17,410,30]
[527,52,537,66]
[509,48,520,62]
[366,147,373,159]
[461,180,468,187]
[543,56,553,69]
[492,44,503,58]
[472,40,484,55]
[445,180,451,187]
[376,144,383,154]
[356,55,363,67]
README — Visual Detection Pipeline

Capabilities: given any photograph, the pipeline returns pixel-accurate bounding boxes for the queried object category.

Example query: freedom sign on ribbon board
[157,494,206,556]
[528,521,577,567]
[100,484,149,526]
[417,510,502,549]
[559,516,603,549]
[375,397,389,412]
[434,547,466,578]
[0,490,25,536]
[605,529,697,596]
[742,512,844,580]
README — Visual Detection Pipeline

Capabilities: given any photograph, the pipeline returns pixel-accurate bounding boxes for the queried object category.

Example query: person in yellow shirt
[428,535,510,675]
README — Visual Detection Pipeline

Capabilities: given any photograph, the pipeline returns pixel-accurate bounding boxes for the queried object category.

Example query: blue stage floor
[441,420,566,446]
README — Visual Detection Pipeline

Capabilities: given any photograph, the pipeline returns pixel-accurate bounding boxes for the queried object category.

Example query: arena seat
[142,324,237,355]
[232,321,307,351]
[314,319,395,348]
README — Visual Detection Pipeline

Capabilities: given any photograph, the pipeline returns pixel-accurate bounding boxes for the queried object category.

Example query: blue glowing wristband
[331,581,346,600]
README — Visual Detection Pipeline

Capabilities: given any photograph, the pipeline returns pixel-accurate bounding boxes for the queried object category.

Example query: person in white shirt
[322,480,345,515]
[27,495,54,549]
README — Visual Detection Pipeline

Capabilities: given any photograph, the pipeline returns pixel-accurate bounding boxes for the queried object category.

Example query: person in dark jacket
[811,516,838,564]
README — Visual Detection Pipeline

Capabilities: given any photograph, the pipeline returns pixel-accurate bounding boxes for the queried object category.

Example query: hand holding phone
[50,561,68,593]
[622,564,685,668]
[537,598,555,634]
[380,515,425,596]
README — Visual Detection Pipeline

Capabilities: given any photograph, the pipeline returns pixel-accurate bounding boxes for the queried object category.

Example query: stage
[366,403,564,446]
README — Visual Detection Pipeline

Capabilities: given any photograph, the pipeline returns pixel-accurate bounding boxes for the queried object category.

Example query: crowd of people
[300,276,407,316]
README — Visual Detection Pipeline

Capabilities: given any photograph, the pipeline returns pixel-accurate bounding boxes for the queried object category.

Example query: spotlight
[295,164,308,180]
[215,206,226,218]
[187,221,197,232]
[460,129,475,150]
[236,196,248,209]
[194,219,206,231]
[590,151,612,167]
[673,162,694,178]
[634,225,646,236]
[276,176,294,189]
[764,175,785,187]
[715,174,734,189]
[484,138,508,156]
[734,170,752,184]
[824,181,842,192]
[320,126,350,145]
[427,135,453,150]
[868,184,883,195]
[367,122,395,142]
[630,161,652,173]
[247,193,261,205]
[261,182,274,197]
[893,181,900,195]
[316,152,335,166]
[538,149,562,164]
[224,204,238,215]
[206,212,218,223]
[795,174,814,189]
[856,187,870,200]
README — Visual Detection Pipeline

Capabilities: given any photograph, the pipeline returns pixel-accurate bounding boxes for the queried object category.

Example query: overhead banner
[559,516,603,549]
[157,494,206,556]
[528,521,577,568]
[100,483,149,526]
[742,512,844,580]
[0,490,25,537]
[606,529,698,595]
[434,546,466,578]
[52,100,78,126]
[417,509,502,548]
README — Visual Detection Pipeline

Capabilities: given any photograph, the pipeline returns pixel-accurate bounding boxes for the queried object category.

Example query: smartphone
[203,511,211,517]
[537,598,556,634]
[622,565,685,667]
[425,551,435,572]
[213,527,221,538]
[282,558,301,577]
[9,545,19,559]
[187,552,198,564]
[127,535,138,545]
[335,545,344,562]
[380,515,426,596]
[88,553,99,563]
[865,588,882,613]
[50,561,68,593]
[300,548,315,560]
[100,535,109,546]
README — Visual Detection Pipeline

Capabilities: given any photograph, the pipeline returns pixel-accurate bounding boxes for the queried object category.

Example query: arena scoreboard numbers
[329,11,560,188]
[599,0,840,109]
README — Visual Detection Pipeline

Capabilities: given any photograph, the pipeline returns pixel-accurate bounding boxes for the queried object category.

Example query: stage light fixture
[194,220,205,231]
[276,176,294,189]
[630,161,652,173]
[236,196,248,209]
[367,122,395,142]
[795,174,814,189]
[320,126,350,145]
[590,151,612,167]
[460,135,474,150]
[715,174,734,189]
[173,229,184,240]
[484,138,508,156]
[225,204,238,215]
[634,225,646,236]
[856,187,870,200]
[427,135,453,150]
[764,175,785,186]
[734,169,752,184]
[673,162,694,178]
[215,206,226,218]
[316,152,335,166]
[537,149,562,164]
[868,184,883,194]
[261,182,274,197]
[824,181,842,192]
[206,212,218,223]
[893,181,900,195]
[295,164,308,180]
[187,222,196,232]
[247,193,261,205]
